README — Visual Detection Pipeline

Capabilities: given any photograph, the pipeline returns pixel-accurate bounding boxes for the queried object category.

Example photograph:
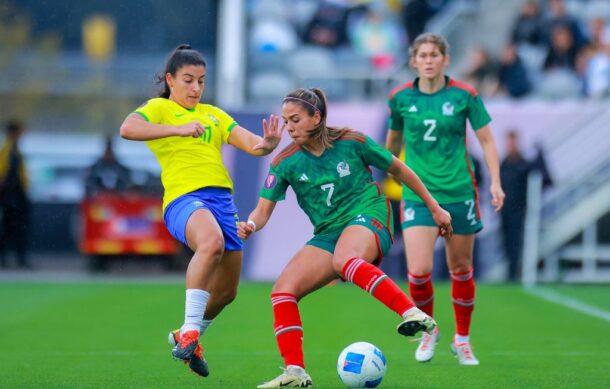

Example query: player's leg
[333,223,436,337]
[404,225,440,362]
[258,245,335,388]
[445,233,479,365]
[171,208,225,362]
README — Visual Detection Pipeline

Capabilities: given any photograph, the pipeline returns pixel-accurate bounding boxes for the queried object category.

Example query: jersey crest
[442,102,455,116]
[337,161,351,178]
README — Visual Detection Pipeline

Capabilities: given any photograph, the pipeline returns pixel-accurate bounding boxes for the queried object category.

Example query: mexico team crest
[442,102,454,116]
[337,161,351,178]
[264,173,277,189]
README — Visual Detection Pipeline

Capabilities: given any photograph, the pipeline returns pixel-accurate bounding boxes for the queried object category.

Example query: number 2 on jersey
[423,119,437,141]
[321,183,335,207]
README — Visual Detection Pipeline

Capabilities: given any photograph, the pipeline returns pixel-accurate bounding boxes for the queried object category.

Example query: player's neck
[418,75,445,94]
[302,141,325,157]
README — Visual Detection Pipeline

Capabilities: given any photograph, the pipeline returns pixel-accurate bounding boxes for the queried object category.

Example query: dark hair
[6,119,23,135]
[156,44,207,98]
[283,88,347,149]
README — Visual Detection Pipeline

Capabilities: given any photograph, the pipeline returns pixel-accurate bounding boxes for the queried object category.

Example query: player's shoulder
[271,142,301,168]
[446,78,479,97]
[336,129,366,143]
[388,81,415,100]
[137,97,167,110]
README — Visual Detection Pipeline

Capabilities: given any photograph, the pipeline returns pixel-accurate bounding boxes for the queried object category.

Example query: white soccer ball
[337,341,387,388]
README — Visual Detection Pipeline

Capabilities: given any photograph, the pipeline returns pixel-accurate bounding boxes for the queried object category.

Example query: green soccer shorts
[306,213,394,263]
[400,199,483,235]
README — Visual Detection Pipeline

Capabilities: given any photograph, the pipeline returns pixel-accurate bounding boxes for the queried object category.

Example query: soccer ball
[337,342,387,388]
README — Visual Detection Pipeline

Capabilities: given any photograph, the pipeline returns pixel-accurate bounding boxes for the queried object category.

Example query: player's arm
[228,115,283,156]
[385,130,403,157]
[237,197,277,240]
[387,156,453,237]
[474,125,505,212]
[119,113,206,140]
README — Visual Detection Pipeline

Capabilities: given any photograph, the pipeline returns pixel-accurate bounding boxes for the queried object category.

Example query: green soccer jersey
[260,131,394,235]
[388,76,491,203]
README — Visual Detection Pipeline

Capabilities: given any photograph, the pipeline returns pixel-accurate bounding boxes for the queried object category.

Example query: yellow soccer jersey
[134,98,238,210]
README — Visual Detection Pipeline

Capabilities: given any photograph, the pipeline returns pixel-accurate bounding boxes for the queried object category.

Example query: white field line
[525,286,610,323]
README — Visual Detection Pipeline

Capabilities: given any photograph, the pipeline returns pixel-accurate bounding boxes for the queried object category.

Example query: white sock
[181,289,210,334]
[455,334,470,344]
[200,319,213,335]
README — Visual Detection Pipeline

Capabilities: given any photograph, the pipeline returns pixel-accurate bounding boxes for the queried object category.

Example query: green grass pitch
[0,282,608,388]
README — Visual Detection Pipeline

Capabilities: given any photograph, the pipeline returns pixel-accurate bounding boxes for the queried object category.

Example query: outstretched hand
[237,221,255,240]
[432,207,453,239]
[253,114,284,152]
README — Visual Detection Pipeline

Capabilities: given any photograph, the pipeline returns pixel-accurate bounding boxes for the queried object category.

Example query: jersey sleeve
[468,94,492,131]
[134,99,163,123]
[387,96,403,131]
[361,135,394,171]
[259,163,289,202]
[210,106,238,144]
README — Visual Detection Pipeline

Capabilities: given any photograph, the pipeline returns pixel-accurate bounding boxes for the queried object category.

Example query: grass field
[0,281,608,388]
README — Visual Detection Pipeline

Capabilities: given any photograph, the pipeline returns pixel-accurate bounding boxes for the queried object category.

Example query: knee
[193,236,225,263]
[331,256,346,275]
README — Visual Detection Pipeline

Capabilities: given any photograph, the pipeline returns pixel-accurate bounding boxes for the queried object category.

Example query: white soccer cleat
[397,308,437,336]
[451,340,480,365]
[257,366,313,388]
[415,326,440,362]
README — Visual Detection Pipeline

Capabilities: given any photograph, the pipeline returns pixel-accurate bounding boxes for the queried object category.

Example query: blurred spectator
[498,44,532,98]
[462,46,499,96]
[349,5,405,70]
[401,0,447,44]
[578,17,610,98]
[500,130,552,282]
[85,136,132,196]
[542,0,588,49]
[0,120,31,269]
[303,0,351,47]
[511,0,545,47]
[250,19,299,53]
[543,24,580,72]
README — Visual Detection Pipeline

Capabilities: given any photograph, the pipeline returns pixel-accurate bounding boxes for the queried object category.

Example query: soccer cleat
[397,308,437,336]
[257,366,313,388]
[451,340,480,365]
[415,326,440,362]
[187,343,209,377]
[168,329,180,347]
[171,329,199,361]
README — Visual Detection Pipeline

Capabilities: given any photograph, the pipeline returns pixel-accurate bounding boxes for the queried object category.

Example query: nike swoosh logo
[279,380,295,387]
[175,113,186,117]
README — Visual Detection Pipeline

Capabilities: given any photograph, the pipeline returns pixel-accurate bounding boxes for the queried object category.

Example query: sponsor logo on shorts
[264,173,277,189]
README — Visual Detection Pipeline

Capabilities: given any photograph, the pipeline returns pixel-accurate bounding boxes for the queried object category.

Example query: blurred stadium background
[1,1,609,387]
[1,0,608,284]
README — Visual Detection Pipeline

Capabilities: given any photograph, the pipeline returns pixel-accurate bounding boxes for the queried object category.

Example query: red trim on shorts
[385,196,394,242]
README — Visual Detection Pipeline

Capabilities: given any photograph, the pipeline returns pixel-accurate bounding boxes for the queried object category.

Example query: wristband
[247,220,257,232]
